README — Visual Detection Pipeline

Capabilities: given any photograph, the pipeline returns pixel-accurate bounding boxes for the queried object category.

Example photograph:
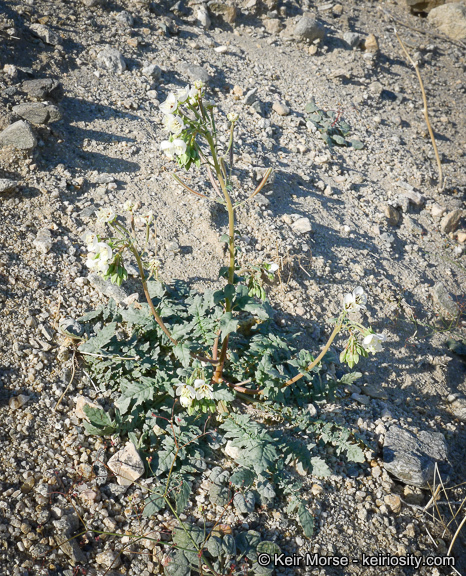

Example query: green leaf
[219,312,239,338]
[235,530,261,561]
[230,468,256,488]
[310,456,331,477]
[332,134,347,146]
[163,549,190,576]
[340,371,362,385]
[349,139,364,150]
[143,492,165,517]
[308,112,322,123]
[77,308,103,322]
[82,405,117,436]
[345,443,365,463]
[297,503,314,537]
[257,541,280,557]
[305,100,319,114]
[220,234,230,244]
[176,480,191,514]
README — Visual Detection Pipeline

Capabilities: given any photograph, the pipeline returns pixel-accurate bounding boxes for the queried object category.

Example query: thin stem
[281,321,342,389]
[394,29,443,188]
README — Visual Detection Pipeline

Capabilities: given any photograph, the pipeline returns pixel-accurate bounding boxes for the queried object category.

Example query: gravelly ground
[0,0,465,574]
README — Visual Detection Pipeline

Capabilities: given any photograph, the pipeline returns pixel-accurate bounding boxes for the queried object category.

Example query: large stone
[208,1,238,23]
[33,228,53,254]
[449,397,466,421]
[178,62,211,84]
[431,282,460,319]
[22,78,63,101]
[107,442,145,486]
[96,46,126,74]
[0,178,18,194]
[383,425,450,488]
[264,18,284,34]
[197,6,211,28]
[88,272,129,303]
[30,23,61,46]
[291,217,313,234]
[440,209,463,234]
[293,16,325,42]
[0,120,37,150]
[428,2,466,39]
[404,0,445,13]
[13,102,62,125]
[141,63,162,81]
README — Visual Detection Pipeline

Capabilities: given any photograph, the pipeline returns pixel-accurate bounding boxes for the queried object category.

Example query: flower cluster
[85,232,114,275]
[175,377,215,414]
[158,81,207,169]
[339,287,386,368]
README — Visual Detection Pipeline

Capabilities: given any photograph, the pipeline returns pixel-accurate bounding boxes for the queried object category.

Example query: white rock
[96,46,126,74]
[96,550,121,569]
[197,6,211,28]
[291,217,312,234]
[9,394,30,411]
[33,228,53,254]
[107,442,145,486]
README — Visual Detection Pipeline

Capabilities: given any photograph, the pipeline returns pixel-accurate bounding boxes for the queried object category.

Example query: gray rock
[33,228,53,254]
[178,62,211,84]
[97,46,126,74]
[404,0,444,14]
[59,318,84,339]
[243,87,258,106]
[351,392,370,405]
[343,32,362,48]
[30,24,61,46]
[449,397,466,422]
[440,209,463,234]
[384,204,401,226]
[404,216,424,235]
[52,515,86,564]
[13,102,62,125]
[272,101,290,116]
[383,425,450,488]
[291,217,312,234]
[431,282,460,319]
[0,120,37,150]
[165,240,181,253]
[428,3,466,40]
[293,16,325,42]
[400,188,425,208]
[22,78,63,101]
[142,63,162,81]
[115,11,134,26]
[0,178,18,194]
[208,2,237,24]
[250,100,263,115]
[96,550,121,569]
[88,272,128,303]
[264,18,283,34]
[82,0,106,6]
[379,232,395,244]
[197,6,211,28]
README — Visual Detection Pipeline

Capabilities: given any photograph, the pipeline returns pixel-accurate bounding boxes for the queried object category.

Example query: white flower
[162,114,185,135]
[159,92,178,115]
[176,384,196,408]
[143,211,154,224]
[122,200,137,212]
[268,262,279,273]
[83,231,98,252]
[227,112,238,122]
[161,140,176,159]
[86,253,98,270]
[96,242,113,262]
[343,286,367,312]
[362,333,385,354]
[96,207,116,224]
[188,86,199,105]
[193,80,204,91]
[193,379,213,401]
[176,86,190,104]
[172,138,187,156]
